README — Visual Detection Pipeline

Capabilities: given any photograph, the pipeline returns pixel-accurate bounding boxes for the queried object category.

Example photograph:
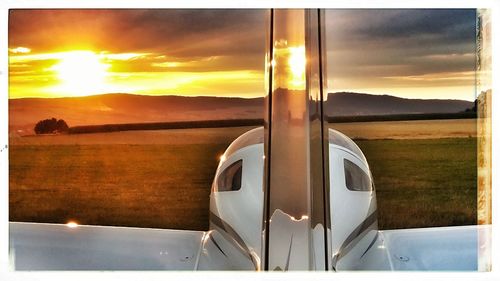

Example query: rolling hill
[9,92,474,135]
[326,92,473,116]
[9,94,263,135]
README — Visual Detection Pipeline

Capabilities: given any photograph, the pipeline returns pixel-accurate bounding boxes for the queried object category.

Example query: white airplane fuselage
[207,127,379,270]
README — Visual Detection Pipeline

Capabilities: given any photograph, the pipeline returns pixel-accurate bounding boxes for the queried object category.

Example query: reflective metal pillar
[263,9,329,271]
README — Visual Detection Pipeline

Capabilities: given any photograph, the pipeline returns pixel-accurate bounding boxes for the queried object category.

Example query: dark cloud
[9,9,266,66]
[353,10,474,40]
[325,9,477,88]
[102,9,266,57]
[9,9,478,99]
[326,9,475,49]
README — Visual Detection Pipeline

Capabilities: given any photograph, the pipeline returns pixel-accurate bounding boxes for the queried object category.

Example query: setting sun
[51,51,110,97]
[7,10,267,99]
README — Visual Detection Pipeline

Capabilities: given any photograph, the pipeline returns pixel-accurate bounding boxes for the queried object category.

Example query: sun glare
[273,45,306,90]
[66,221,79,228]
[51,51,110,97]
[288,46,306,88]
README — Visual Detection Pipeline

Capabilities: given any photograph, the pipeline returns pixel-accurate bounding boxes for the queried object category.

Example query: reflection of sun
[288,46,306,87]
[273,45,306,90]
[51,51,110,97]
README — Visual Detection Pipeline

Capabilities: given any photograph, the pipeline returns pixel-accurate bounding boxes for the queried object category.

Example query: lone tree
[34,118,69,134]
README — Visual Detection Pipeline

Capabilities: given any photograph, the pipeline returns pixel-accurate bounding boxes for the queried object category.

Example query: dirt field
[9,126,258,145]
[329,119,476,140]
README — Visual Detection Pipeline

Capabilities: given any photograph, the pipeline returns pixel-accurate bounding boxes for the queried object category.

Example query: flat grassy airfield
[9,119,477,230]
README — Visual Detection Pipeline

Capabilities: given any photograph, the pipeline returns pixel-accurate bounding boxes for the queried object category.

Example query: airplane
[9,126,490,271]
[8,9,491,271]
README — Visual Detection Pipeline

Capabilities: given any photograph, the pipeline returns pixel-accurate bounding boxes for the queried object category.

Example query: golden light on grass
[51,51,110,97]
[66,221,79,228]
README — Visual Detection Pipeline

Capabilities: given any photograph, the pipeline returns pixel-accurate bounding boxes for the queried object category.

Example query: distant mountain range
[326,92,473,116]
[9,92,474,135]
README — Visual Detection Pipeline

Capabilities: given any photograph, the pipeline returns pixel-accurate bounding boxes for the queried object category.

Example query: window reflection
[343,159,372,192]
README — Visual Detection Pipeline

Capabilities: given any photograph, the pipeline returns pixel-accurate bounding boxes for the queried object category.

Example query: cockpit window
[344,159,372,192]
[217,160,243,192]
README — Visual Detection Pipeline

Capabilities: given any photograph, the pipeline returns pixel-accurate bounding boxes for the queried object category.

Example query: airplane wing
[10,222,490,271]
[354,224,491,271]
[9,222,206,270]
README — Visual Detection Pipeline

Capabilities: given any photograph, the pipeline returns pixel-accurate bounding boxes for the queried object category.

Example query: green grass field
[357,138,477,229]
[9,121,477,230]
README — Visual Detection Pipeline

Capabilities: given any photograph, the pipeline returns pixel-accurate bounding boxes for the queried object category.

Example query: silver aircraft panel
[263,9,329,271]
[10,222,205,270]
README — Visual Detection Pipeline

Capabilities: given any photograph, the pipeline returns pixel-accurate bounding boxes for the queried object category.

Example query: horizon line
[8,91,478,102]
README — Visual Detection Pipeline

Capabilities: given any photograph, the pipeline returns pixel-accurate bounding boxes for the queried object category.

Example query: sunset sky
[325,9,477,101]
[9,10,266,99]
[9,9,477,101]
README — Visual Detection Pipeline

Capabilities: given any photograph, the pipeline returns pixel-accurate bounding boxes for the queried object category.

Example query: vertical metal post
[262,9,329,271]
